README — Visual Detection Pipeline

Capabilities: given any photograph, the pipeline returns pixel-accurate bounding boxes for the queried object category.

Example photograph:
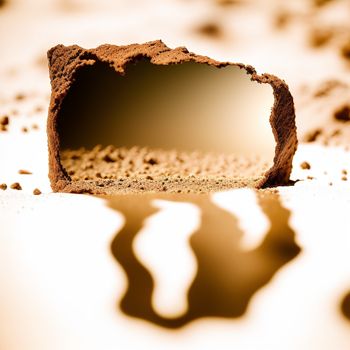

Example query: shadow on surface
[340,291,350,322]
[107,191,301,329]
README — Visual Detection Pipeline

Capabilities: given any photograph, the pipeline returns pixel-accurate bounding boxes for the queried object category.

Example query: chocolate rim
[47,40,297,193]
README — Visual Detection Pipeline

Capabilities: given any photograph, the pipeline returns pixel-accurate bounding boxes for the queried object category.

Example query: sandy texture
[60,145,270,194]
[47,40,297,194]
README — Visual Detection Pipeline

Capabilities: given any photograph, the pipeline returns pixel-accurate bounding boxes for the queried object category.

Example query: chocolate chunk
[10,182,22,190]
[33,188,42,195]
[334,105,350,122]
[18,169,32,175]
[47,41,297,194]
[0,115,9,126]
[0,183,7,190]
[300,161,311,170]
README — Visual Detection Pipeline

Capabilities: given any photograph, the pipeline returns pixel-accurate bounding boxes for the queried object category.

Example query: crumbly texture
[10,182,22,190]
[47,41,297,194]
[60,145,271,194]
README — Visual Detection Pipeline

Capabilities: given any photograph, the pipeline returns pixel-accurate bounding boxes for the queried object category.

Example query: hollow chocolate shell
[47,40,297,194]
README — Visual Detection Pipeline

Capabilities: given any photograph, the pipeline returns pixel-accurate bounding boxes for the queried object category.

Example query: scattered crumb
[329,182,333,186]
[342,169,347,175]
[342,176,348,181]
[15,93,25,101]
[18,169,32,175]
[340,40,350,61]
[0,183,7,190]
[32,123,39,130]
[309,28,333,48]
[10,182,22,190]
[334,105,350,122]
[305,129,322,142]
[33,188,42,195]
[307,176,314,180]
[300,161,311,170]
[197,22,223,38]
[0,115,9,126]
[21,126,28,133]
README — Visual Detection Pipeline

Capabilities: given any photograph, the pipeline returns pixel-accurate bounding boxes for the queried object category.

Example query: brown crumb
[309,28,333,48]
[0,183,7,190]
[0,125,7,132]
[18,169,32,175]
[15,93,26,101]
[342,169,348,175]
[329,182,333,186]
[274,10,292,30]
[197,22,223,38]
[342,176,348,181]
[334,105,350,122]
[307,176,314,180]
[33,188,42,195]
[10,182,22,190]
[32,123,39,130]
[305,129,322,142]
[0,115,9,126]
[35,106,44,113]
[21,127,28,133]
[300,161,311,170]
[340,40,350,61]
[313,0,334,7]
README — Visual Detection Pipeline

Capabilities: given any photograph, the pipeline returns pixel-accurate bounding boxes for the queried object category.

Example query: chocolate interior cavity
[47,41,297,194]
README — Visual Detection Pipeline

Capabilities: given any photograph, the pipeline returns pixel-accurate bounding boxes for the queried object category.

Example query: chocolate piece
[0,183,7,190]
[18,169,32,175]
[300,161,311,170]
[10,182,22,190]
[334,105,350,122]
[47,40,297,194]
[33,188,42,195]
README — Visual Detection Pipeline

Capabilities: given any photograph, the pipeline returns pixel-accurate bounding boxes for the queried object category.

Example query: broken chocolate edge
[47,40,297,194]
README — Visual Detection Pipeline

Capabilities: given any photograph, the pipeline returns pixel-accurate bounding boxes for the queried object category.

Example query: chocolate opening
[57,58,275,193]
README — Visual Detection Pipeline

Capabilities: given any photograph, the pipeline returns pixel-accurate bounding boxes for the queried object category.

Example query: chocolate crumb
[33,188,42,195]
[307,176,314,180]
[10,182,22,190]
[334,105,350,122]
[197,22,223,38]
[0,183,7,190]
[305,129,322,142]
[15,93,26,101]
[340,40,350,61]
[21,127,28,133]
[300,161,311,170]
[309,28,333,48]
[342,169,347,175]
[342,176,348,181]
[0,115,9,126]
[18,169,32,175]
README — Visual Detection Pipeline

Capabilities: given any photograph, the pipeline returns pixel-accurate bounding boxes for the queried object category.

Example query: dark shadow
[107,191,301,329]
[340,291,350,322]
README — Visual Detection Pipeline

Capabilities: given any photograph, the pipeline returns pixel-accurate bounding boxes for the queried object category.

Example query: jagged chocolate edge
[47,40,297,193]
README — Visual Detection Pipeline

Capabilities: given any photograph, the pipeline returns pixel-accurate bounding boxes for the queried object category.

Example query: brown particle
[309,28,333,48]
[145,157,158,165]
[0,183,7,190]
[146,175,153,180]
[300,161,311,170]
[307,176,314,180]
[32,123,39,130]
[340,40,350,61]
[334,105,350,122]
[197,22,223,38]
[10,182,22,190]
[21,127,28,133]
[329,182,333,186]
[305,129,322,142]
[342,169,348,175]
[33,188,42,195]
[342,176,348,181]
[18,169,32,175]
[313,0,334,6]
[15,93,25,101]
[0,115,9,126]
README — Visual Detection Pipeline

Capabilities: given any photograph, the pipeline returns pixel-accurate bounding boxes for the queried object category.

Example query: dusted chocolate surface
[47,40,297,194]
